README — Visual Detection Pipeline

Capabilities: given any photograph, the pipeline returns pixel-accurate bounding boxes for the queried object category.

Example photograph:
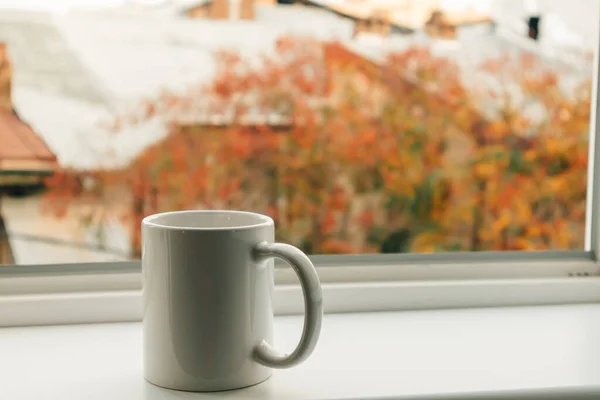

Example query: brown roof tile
[0,109,57,172]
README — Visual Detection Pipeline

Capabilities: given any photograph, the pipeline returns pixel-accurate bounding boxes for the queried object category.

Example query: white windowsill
[2,304,600,400]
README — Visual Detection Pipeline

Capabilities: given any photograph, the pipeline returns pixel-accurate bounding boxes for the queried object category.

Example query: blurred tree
[464,54,590,250]
[42,37,590,256]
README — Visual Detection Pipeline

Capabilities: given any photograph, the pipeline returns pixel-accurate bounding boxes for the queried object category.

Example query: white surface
[5,278,600,328]
[2,304,600,399]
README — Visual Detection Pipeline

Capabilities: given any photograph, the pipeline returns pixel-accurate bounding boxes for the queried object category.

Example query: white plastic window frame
[1,23,600,327]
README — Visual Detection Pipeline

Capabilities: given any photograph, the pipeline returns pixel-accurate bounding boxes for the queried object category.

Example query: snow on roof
[1,4,353,169]
[0,1,595,170]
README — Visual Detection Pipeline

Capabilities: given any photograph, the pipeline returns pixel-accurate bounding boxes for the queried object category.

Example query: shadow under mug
[142,210,323,392]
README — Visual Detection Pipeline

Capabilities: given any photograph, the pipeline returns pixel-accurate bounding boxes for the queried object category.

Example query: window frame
[587,14,600,257]
[2,249,599,327]
[2,11,600,327]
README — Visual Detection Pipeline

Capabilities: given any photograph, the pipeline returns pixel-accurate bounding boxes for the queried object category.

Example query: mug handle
[252,241,323,369]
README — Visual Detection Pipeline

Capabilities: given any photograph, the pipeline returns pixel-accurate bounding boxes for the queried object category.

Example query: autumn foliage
[43,36,591,256]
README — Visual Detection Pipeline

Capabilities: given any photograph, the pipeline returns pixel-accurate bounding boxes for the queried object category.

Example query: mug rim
[142,210,274,231]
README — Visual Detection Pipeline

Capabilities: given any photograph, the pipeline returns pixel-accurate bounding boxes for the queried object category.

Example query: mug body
[142,210,275,391]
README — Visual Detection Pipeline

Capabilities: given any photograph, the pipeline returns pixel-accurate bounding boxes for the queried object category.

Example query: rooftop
[0,10,110,106]
[0,110,56,169]
[305,0,492,31]
[0,1,594,171]
[0,3,354,170]
[0,40,56,176]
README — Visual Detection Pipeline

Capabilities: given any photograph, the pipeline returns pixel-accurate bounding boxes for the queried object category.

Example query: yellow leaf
[514,238,535,250]
[491,213,511,233]
[548,177,566,192]
[524,149,537,161]
[526,225,542,237]
[411,232,444,252]
[474,162,496,179]
[545,138,562,156]
[515,200,532,223]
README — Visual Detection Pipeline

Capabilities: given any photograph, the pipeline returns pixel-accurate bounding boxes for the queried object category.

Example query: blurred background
[0,0,596,264]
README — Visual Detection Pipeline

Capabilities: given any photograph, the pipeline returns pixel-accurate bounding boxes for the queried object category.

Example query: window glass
[0,0,597,264]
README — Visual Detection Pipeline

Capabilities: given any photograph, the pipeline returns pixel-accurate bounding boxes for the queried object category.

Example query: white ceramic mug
[142,210,323,392]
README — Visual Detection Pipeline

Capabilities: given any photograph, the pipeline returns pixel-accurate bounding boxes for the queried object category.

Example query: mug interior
[143,210,273,230]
